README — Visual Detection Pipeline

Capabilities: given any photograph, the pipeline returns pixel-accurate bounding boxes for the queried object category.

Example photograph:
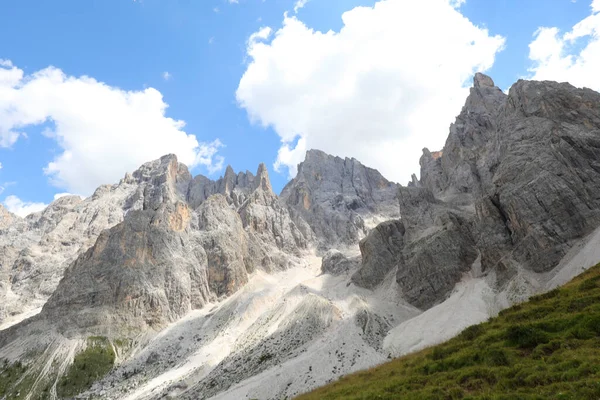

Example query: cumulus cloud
[528,0,600,90]
[0,61,224,195]
[236,0,505,183]
[294,0,309,13]
[3,195,47,217]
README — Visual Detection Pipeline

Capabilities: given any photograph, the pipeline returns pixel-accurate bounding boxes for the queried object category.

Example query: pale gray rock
[0,180,138,325]
[354,308,392,351]
[179,294,340,400]
[281,149,400,249]
[186,164,259,209]
[321,249,359,275]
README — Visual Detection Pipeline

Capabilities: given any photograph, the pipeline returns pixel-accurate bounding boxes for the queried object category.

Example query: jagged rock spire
[473,72,495,88]
[254,163,273,193]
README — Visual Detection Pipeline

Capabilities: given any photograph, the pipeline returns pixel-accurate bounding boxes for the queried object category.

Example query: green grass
[0,359,29,399]
[56,336,115,398]
[297,264,600,400]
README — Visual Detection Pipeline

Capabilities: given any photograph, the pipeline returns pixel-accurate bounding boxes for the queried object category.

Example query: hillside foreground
[298,263,600,400]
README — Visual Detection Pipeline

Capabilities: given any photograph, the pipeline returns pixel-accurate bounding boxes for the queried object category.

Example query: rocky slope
[1,74,600,400]
[352,73,600,309]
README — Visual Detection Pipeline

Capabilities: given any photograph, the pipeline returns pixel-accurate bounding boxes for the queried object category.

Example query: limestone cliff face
[280,149,400,249]
[0,179,138,324]
[353,73,600,309]
[30,156,309,336]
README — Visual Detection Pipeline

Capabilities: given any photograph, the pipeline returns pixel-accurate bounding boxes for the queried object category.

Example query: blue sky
[1,0,599,216]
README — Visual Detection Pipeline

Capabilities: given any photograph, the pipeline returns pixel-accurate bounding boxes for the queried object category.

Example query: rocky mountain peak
[352,74,600,309]
[473,72,495,88]
[0,205,20,230]
[254,162,272,193]
[281,149,400,248]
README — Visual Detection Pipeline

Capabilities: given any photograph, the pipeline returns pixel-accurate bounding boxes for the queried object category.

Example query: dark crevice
[489,194,514,244]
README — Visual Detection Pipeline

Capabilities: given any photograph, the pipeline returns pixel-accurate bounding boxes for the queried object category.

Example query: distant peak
[256,162,268,176]
[473,72,495,88]
[160,153,178,162]
[305,149,328,159]
[255,162,273,193]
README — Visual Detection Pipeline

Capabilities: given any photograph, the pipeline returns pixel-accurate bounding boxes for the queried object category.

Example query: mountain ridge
[1,73,600,400]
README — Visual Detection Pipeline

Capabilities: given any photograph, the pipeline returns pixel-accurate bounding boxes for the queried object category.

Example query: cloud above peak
[528,0,600,91]
[3,195,47,217]
[236,0,505,183]
[0,62,224,195]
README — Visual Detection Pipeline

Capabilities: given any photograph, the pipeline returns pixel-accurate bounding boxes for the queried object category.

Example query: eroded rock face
[351,220,404,289]
[0,179,139,324]
[280,149,400,249]
[352,74,600,309]
[12,156,311,337]
[321,249,359,275]
[41,202,212,333]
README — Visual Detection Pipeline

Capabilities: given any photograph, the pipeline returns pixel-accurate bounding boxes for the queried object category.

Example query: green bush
[56,336,115,398]
[505,325,550,349]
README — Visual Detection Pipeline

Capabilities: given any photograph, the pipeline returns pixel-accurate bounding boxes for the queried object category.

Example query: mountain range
[1,73,600,399]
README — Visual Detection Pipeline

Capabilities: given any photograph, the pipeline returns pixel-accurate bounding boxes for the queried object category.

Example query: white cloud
[450,0,466,7]
[528,0,600,90]
[53,192,85,200]
[0,62,224,195]
[3,195,47,217]
[294,0,309,13]
[162,71,172,80]
[209,36,215,45]
[237,0,505,183]
[248,26,272,43]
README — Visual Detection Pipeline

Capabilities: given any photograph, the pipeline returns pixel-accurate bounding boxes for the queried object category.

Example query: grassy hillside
[297,264,600,400]
[0,336,116,400]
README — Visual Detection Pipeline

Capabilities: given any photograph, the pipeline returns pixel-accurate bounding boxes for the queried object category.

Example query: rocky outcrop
[187,164,265,209]
[280,149,400,249]
[321,249,359,275]
[351,220,404,288]
[352,73,600,309]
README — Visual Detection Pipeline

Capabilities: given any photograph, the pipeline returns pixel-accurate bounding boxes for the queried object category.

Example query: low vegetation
[0,360,30,399]
[56,336,115,398]
[298,264,600,400]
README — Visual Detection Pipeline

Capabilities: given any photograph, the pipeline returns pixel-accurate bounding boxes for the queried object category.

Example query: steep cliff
[280,149,400,249]
[353,73,600,309]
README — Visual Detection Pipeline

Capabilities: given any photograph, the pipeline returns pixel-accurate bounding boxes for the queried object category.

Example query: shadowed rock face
[353,73,600,309]
[322,249,360,275]
[280,149,400,250]
[351,220,404,289]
